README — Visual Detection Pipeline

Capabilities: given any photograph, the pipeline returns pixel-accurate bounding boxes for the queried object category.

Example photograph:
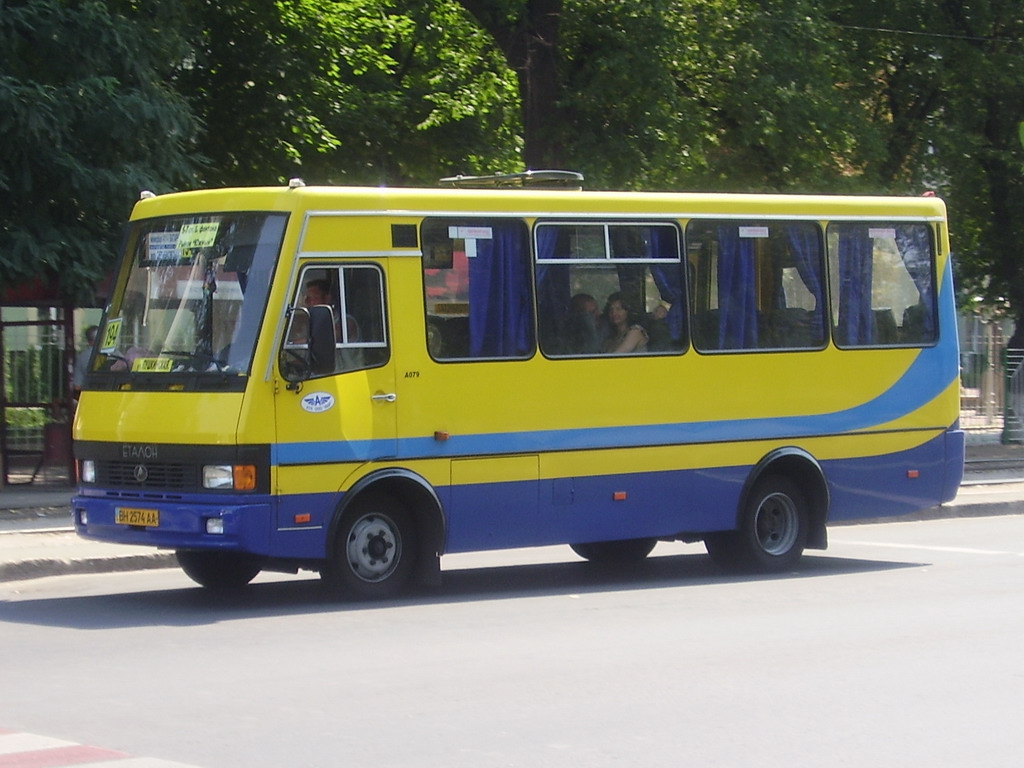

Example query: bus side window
[687,220,827,352]
[421,218,534,361]
[827,222,937,348]
[535,221,686,357]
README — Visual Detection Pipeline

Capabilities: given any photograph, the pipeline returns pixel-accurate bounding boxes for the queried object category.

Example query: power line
[759,13,1024,47]
[832,21,1023,45]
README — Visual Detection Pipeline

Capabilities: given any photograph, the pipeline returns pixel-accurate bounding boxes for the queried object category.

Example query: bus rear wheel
[570,538,657,563]
[322,494,416,599]
[705,475,808,573]
[176,550,262,589]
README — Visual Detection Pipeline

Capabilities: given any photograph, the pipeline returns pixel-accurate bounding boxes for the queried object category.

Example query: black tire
[705,475,809,573]
[176,550,262,589]
[426,318,445,358]
[570,538,657,563]
[321,493,416,599]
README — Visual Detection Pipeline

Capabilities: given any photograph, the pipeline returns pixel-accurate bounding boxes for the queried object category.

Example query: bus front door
[273,260,398,527]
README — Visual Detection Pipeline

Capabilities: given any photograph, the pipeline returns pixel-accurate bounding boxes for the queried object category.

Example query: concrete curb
[833,500,1024,526]
[0,551,177,583]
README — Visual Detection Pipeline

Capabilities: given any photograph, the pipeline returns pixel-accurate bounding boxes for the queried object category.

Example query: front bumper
[72,492,273,555]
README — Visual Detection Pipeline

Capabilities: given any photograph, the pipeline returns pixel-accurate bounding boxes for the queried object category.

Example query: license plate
[115,507,160,527]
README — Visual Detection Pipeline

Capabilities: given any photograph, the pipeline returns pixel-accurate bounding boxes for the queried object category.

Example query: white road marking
[0,729,202,767]
[0,733,77,754]
[832,539,1024,556]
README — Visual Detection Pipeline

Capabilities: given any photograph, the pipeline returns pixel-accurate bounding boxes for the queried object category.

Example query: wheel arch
[329,468,446,586]
[742,447,830,550]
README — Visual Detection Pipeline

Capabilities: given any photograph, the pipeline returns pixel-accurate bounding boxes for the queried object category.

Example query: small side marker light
[907,469,920,479]
[434,431,450,442]
[295,513,311,524]
[613,491,628,501]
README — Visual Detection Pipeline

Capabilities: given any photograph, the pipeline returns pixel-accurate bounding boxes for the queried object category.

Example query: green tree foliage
[453,0,876,191]
[829,0,1024,328]
[660,0,870,192]
[177,0,520,186]
[0,0,199,301]
[926,2,1024,334]
[4,0,1024,327]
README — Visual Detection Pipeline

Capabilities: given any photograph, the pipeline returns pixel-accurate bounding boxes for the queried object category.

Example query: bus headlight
[203,465,233,489]
[81,460,96,484]
[202,464,256,491]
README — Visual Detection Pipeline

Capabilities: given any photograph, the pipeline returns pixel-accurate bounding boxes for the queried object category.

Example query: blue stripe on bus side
[273,352,957,465]
[274,248,960,467]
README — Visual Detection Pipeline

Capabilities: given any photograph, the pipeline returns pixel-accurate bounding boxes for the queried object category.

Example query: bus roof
[131,183,947,222]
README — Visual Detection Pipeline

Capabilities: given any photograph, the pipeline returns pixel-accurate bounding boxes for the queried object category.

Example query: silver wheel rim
[346,513,402,583]
[754,492,799,556]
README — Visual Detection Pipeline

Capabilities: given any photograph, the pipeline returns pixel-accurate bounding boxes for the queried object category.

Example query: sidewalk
[2,440,1023,583]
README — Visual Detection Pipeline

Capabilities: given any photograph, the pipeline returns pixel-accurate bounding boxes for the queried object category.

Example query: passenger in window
[565,293,605,354]
[645,304,674,351]
[302,278,343,338]
[602,292,649,354]
[287,277,339,354]
[303,278,333,309]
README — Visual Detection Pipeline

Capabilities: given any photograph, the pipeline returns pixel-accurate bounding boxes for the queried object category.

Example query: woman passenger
[602,292,648,354]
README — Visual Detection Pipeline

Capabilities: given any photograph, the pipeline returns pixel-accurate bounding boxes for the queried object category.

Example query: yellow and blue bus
[72,174,964,596]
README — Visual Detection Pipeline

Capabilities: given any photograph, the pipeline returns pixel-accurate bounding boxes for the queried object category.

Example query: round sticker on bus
[300,392,335,413]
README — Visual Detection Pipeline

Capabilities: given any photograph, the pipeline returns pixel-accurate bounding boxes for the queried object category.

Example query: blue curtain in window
[534,227,571,354]
[837,226,874,345]
[785,224,825,341]
[895,225,935,338]
[647,227,685,342]
[717,225,758,348]
[469,221,533,357]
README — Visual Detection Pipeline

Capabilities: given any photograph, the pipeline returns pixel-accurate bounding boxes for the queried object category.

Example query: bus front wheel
[705,475,808,573]
[176,550,262,589]
[322,494,416,599]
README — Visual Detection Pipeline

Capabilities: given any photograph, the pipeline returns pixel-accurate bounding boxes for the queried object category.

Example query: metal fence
[1,306,73,484]
[958,315,1022,443]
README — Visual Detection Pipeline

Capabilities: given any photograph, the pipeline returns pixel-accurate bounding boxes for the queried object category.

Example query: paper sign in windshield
[131,357,175,373]
[178,222,220,250]
[100,318,122,353]
[147,232,180,261]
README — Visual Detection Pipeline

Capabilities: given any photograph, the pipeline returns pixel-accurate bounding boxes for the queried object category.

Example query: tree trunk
[457,0,565,169]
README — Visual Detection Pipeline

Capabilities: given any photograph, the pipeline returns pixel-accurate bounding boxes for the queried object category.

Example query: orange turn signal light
[233,465,257,491]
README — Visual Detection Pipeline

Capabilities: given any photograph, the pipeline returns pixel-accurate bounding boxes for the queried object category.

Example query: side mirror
[307,305,337,375]
[281,305,337,385]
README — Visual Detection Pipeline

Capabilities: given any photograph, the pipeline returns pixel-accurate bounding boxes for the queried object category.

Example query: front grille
[99,461,198,490]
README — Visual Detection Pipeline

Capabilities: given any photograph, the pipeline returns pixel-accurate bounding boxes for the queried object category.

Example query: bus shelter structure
[0,280,76,487]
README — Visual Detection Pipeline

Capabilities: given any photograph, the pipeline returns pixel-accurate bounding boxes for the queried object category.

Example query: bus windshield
[89,212,285,390]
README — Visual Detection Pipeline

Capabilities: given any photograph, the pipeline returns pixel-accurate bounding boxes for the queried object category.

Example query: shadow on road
[0,551,926,630]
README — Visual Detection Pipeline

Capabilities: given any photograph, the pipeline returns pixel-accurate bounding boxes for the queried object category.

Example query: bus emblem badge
[301,392,335,413]
[133,465,149,482]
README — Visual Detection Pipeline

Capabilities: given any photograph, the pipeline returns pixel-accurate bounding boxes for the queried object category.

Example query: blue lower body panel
[824,429,964,522]
[443,430,964,552]
[73,430,965,560]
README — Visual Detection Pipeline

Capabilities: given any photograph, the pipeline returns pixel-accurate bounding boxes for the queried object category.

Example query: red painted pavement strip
[0,745,128,768]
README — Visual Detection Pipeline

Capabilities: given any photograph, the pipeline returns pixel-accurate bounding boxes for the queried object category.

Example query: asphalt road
[2,515,1023,768]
